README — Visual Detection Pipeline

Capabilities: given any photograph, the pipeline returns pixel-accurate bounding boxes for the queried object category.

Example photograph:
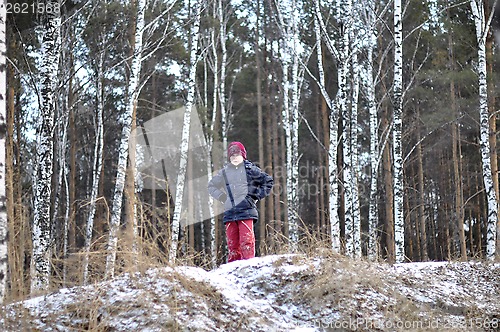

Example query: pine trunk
[416,120,429,261]
[382,106,395,263]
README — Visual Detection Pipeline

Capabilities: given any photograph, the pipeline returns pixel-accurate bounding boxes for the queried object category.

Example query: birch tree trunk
[50,80,69,263]
[219,0,227,155]
[276,0,301,250]
[68,95,76,254]
[170,0,201,261]
[0,0,7,302]
[485,10,499,258]
[314,0,340,252]
[393,0,405,263]
[124,0,140,264]
[470,0,498,260]
[364,36,379,261]
[350,54,361,258]
[208,0,219,266]
[31,1,61,292]
[83,50,105,284]
[106,0,146,278]
[61,38,74,284]
[255,0,266,253]
[337,0,352,255]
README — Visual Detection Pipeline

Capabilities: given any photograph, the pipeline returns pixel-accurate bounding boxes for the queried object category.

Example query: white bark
[350,53,361,258]
[365,41,379,261]
[314,0,340,252]
[276,0,302,249]
[337,0,352,256]
[51,100,69,269]
[58,30,73,284]
[31,2,61,292]
[84,50,105,284]
[343,90,353,257]
[106,0,146,278]
[63,158,70,284]
[50,68,70,255]
[208,3,219,266]
[290,17,300,250]
[219,0,228,155]
[393,0,405,263]
[170,0,201,262]
[470,0,498,260]
[204,2,219,267]
[0,0,7,302]
[356,0,380,261]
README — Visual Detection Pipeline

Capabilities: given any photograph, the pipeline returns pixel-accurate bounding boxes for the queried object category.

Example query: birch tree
[275,0,303,249]
[205,1,219,266]
[83,49,105,284]
[170,0,201,261]
[106,0,146,278]
[219,0,228,155]
[52,21,75,282]
[338,0,363,258]
[348,52,361,258]
[313,0,340,252]
[31,0,61,292]
[470,0,498,260]
[393,0,405,263]
[0,0,7,302]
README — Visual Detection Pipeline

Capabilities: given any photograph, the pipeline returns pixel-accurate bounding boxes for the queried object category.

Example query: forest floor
[1,252,499,331]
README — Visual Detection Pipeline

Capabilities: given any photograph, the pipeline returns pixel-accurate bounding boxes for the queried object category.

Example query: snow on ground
[0,253,499,331]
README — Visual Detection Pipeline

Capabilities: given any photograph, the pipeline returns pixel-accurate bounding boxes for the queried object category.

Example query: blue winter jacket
[208,160,273,223]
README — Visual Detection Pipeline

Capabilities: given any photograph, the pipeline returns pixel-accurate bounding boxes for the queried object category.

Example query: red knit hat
[228,141,247,160]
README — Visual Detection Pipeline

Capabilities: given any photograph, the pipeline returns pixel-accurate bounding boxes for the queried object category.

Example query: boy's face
[230,152,243,165]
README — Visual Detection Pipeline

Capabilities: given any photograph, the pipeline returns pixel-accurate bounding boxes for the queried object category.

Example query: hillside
[1,253,499,331]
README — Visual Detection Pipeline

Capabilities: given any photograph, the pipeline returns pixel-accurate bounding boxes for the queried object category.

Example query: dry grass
[3,206,498,331]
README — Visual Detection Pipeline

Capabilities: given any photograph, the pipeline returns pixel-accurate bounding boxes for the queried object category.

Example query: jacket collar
[225,160,252,169]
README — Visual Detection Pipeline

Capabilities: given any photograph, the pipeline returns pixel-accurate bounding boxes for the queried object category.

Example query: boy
[208,142,273,262]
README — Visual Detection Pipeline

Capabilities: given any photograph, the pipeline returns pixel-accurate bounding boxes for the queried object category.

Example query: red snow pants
[225,219,255,263]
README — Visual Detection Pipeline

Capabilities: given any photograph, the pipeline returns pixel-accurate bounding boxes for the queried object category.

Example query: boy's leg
[225,221,241,262]
[239,219,255,259]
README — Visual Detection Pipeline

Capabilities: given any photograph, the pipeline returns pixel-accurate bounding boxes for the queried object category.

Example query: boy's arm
[208,170,227,203]
[256,169,273,200]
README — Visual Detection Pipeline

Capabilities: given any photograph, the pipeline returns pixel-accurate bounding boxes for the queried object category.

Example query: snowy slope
[1,253,499,331]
